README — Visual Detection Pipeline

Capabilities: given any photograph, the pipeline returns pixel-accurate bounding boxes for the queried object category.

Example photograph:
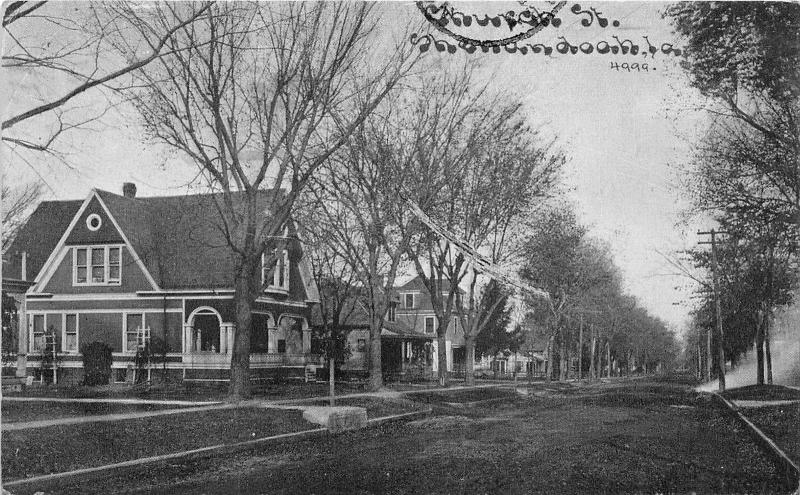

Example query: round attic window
[86,213,102,231]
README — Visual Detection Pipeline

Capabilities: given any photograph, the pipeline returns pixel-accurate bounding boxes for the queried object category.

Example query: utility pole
[698,229,727,391]
[705,328,712,382]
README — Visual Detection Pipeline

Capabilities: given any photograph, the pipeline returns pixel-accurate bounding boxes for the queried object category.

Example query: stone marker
[302,406,368,433]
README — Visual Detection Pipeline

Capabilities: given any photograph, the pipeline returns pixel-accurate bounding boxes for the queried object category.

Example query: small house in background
[2,183,320,385]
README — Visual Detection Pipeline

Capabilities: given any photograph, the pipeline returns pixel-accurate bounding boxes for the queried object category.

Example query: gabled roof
[310,292,432,340]
[9,188,313,300]
[396,275,464,295]
[3,200,83,282]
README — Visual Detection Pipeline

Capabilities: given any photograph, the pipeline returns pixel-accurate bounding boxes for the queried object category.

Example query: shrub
[81,342,113,386]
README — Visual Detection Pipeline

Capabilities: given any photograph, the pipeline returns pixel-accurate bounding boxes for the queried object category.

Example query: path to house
[1,382,505,431]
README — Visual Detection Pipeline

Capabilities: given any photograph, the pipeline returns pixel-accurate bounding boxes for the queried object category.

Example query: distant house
[316,276,469,380]
[2,183,320,385]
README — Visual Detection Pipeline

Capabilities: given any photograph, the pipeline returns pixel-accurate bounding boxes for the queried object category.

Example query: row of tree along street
[665,2,800,389]
[4,2,676,399]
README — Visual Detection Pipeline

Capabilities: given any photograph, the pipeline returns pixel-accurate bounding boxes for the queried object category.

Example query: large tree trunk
[765,317,773,385]
[464,334,476,386]
[229,269,255,400]
[437,332,448,387]
[606,341,611,379]
[367,313,383,391]
[756,318,765,385]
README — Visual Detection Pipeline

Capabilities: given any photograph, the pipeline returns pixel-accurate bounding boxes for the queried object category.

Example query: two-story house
[3,184,320,385]
[392,276,468,374]
[328,276,468,379]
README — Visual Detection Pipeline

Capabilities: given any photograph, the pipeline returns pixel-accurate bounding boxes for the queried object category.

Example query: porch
[381,337,434,382]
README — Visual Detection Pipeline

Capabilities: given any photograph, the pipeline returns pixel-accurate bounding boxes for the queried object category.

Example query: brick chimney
[122,182,137,198]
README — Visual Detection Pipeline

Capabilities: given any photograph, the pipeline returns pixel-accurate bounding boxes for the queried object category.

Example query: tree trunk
[589,327,596,381]
[606,341,611,379]
[229,270,255,400]
[756,317,765,385]
[437,332,449,387]
[765,317,773,385]
[559,331,567,381]
[545,334,553,382]
[464,334,476,386]
[329,357,336,406]
[578,319,583,380]
[367,314,382,391]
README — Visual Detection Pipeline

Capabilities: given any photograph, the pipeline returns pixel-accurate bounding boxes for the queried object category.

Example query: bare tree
[111,2,418,399]
[2,1,212,155]
[401,66,563,386]
[1,178,43,252]
[304,85,426,391]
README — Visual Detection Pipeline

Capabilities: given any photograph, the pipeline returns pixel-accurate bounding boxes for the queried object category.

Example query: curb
[710,391,800,493]
[367,407,432,425]
[2,407,432,489]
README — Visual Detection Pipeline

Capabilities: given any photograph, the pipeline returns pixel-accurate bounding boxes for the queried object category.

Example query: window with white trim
[424,316,435,334]
[64,314,78,352]
[262,249,290,291]
[404,293,415,309]
[387,302,397,322]
[31,314,45,352]
[73,246,122,285]
[124,313,144,353]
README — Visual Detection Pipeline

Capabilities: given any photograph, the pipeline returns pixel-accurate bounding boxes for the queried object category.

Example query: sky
[2,1,714,332]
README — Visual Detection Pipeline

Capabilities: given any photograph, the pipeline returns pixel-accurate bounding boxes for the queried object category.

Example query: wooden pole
[590,325,596,381]
[329,357,335,407]
[578,316,584,380]
[699,229,726,391]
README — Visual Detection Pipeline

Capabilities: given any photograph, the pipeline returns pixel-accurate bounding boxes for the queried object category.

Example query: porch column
[219,325,227,354]
[16,295,27,377]
[431,341,439,372]
[302,323,311,353]
[226,324,235,355]
[268,326,277,353]
[182,325,193,354]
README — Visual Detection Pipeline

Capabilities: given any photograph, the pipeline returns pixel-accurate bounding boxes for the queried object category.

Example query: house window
[73,246,122,285]
[277,339,286,353]
[125,313,144,353]
[31,314,45,352]
[263,250,290,291]
[387,302,396,322]
[114,368,128,383]
[404,293,415,309]
[64,314,78,353]
[357,339,366,352]
[425,316,435,334]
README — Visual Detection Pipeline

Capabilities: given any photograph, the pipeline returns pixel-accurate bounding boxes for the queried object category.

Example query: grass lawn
[2,406,313,481]
[1,400,190,424]
[721,384,800,401]
[740,403,800,463]
[14,380,790,495]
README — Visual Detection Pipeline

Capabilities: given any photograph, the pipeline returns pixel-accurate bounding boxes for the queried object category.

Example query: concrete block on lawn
[302,406,367,433]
